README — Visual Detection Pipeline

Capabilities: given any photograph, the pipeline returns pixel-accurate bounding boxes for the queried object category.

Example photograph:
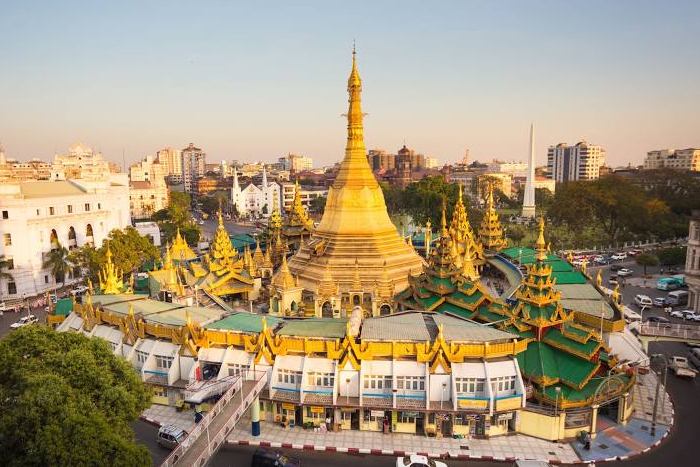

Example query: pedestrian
[325,415,331,432]
[584,432,591,450]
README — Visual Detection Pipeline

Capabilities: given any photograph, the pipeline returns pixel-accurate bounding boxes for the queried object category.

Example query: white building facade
[157,147,183,183]
[129,155,169,220]
[278,153,313,172]
[0,177,130,298]
[281,183,328,212]
[686,211,700,313]
[547,141,606,182]
[644,148,700,172]
[231,168,281,218]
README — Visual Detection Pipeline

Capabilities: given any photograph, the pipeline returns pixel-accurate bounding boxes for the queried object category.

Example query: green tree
[101,227,161,275]
[635,253,659,277]
[655,246,687,266]
[402,176,460,227]
[0,326,152,467]
[508,225,526,246]
[42,243,69,289]
[309,195,327,214]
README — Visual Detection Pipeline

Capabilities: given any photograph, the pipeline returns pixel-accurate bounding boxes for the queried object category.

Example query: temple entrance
[322,301,333,318]
[379,304,391,316]
[596,398,621,431]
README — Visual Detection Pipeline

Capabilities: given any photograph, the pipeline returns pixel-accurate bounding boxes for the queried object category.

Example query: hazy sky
[1,1,699,168]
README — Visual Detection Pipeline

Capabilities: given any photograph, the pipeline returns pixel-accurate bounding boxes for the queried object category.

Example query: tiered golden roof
[449,185,485,268]
[98,243,125,295]
[478,183,508,252]
[171,228,198,262]
[286,48,424,296]
[269,209,282,230]
[272,253,296,289]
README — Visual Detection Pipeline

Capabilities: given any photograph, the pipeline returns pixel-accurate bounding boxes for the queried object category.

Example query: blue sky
[1,0,699,168]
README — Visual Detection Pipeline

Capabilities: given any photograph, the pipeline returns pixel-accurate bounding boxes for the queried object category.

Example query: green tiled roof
[501,247,537,258]
[278,318,348,339]
[205,313,283,333]
[517,341,558,380]
[437,301,474,317]
[550,271,588,284]
[553,351,597,387]
[542,327,599,358]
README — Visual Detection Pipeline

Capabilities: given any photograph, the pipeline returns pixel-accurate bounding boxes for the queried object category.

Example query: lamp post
[554,386,561,419]
[650,353,668,436]
[346,378,351,405]
[441,382,447,410]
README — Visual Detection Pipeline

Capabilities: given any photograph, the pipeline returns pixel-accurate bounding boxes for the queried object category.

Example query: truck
[669,356,698,378]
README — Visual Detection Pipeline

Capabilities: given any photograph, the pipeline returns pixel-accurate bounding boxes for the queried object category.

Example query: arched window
[291,301,298,312]
[322,301,333,318]
[380,304,392,316]
[68,226,77,248]
[50,229,58,249]
[352,294,361,306]
[85,224,94,245]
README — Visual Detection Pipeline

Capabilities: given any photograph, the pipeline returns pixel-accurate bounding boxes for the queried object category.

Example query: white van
[634,295,653,307]
[668,291,689,307]
[157,424,188,450]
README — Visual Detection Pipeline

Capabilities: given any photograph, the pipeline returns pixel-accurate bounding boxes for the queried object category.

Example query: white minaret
[522,123,537,218]
[262,166,268,188]
[231,168,243,214]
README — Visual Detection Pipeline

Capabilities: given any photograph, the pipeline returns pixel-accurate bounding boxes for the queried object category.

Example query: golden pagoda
[286,47,424,315]
[478,182,508,252]
[449,185,485,268]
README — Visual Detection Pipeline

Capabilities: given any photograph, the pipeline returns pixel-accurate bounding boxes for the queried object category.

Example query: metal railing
[161,370,266,467]
[183,375,239,404]
[639,322,700,340]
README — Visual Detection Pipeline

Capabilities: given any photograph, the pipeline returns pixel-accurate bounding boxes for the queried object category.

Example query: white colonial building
[231,167,281,218]
[0,176,130,298]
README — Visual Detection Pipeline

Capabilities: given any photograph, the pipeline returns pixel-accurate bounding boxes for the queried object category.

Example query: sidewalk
[227,417,580,464]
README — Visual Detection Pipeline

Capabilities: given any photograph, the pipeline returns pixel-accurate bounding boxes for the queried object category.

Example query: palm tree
[43,243,69,291]
[0,255,13,294]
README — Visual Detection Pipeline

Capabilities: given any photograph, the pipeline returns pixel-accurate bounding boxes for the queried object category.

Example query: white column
[522,123,536,218]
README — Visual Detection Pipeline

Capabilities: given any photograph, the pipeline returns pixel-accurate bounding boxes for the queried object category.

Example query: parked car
[611,252,628,260]
[629,249,644,256]
[634,295,653,307]
[156,424,188,450]
[669,356,698,378]
[671,310,699,320]
[647,316,671,326]
[653,296,668,307]
[618,268,634,277]
[252,448,301,467]
[397,455,448,467]
[9,315,38,329]
[610,264,623,272]
[596,257,613,265]
[670,310,687,319]
[608,275,619,285]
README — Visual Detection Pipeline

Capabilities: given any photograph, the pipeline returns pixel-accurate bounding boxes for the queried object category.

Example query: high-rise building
[425,156,438,169]
[686,211,700,313]
[546,141,606,182]
[488,160,528,177]
[283,49,424,316]
[367,149,395,171]
[129,155,169,220]
[278,153,313,172]
[644,148,700,172]
[181,143,206,192]
[156,147,183,183]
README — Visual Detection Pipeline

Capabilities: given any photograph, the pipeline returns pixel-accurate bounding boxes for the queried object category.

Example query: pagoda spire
[478,182,507,252]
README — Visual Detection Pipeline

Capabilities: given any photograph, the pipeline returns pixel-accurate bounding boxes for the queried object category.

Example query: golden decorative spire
[424,219,432,259]
[98,241,124,295]
[171,228,197,261]
[477,182,507,252]
[461,241,480,282]
[253,238,264,265]
[351,258,363,291]
[441,200,449,236]
[535,216,547,261]
[596,269,602,287]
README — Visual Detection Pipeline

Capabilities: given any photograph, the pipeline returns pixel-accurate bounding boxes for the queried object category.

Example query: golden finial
[535,216,546,261]
[596,269,602,287]
[568,251,574,263]
[612,283,620,302]
[441,199,448,235]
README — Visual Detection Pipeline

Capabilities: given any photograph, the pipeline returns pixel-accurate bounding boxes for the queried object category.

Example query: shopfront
[361,409,388,432]
[302,405,327,427]
[274,402,299,426]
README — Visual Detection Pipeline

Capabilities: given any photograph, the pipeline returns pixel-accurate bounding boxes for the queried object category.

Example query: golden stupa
[287,48,424,297]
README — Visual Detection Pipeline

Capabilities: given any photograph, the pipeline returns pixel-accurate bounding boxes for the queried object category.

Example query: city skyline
[1,1,699,167]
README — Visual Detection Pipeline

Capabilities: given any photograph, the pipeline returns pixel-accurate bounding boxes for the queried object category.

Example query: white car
[396,455,447,467]
[10,315,39,329]
[611,253,627,260]
[670,310,696,320]
[617,268,634,277]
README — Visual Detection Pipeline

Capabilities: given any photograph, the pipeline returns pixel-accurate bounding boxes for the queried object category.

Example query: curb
[138,415,163,428]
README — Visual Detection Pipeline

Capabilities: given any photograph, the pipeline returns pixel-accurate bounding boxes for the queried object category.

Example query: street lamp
[345,378,351,405]
[441,382,447,410]
[650,353,668,436]
[554,386,561,419]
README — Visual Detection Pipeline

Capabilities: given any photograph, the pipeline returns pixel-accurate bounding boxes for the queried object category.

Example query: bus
[656,276,685,291]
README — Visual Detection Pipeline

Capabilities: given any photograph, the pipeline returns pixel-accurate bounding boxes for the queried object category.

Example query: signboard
[310,406,325,414]
[341,407,356,412]
[496,395,522,412]
[282,403,295,410]
[496,412,514,421]
[370,410,384,418]
[458,398,489,410]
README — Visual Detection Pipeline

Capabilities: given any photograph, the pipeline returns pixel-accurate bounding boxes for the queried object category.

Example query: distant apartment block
[279,153,313,172]
[129,155,169,220]
[547,141,605,182]
[181,143,206,193]
[644,148,700,172]
[157,147,183,183]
